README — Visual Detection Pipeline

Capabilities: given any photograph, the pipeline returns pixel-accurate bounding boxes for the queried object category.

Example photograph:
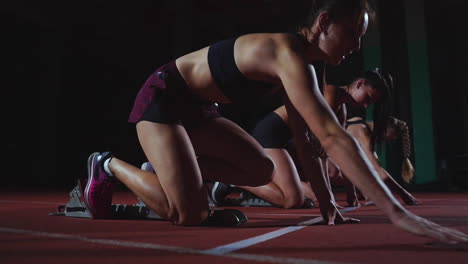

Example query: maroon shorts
[128,61,221,127]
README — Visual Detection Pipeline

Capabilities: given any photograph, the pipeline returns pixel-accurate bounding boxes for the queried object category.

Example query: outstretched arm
[274,50,467,243]
[347,125,421,205]
[277,56,400,217]
[284,94,356,224]
[382,172,421,205]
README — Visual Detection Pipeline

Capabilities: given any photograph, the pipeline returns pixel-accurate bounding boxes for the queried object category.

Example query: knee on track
[282,195,305,209]
[173,207,209,226]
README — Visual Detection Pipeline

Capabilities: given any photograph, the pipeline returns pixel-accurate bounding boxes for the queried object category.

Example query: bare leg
[115,122,208,225]
[300,181,318,202]
[108,118,273,226]
[239,148,304,208]
[107,158,171,219]
[187,118,274,186]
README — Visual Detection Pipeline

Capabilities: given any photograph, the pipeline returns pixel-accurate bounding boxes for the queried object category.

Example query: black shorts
[251,112,292,148]
[128,61,221,127]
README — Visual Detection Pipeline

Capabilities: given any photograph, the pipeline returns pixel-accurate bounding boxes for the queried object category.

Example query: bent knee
[170,199,209,226]
[282,195,304,209]
[174,208,209,226]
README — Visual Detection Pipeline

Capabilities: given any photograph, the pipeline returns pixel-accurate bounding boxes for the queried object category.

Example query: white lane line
[202,226,308,255]
[201,206,362,255]
[0,199,368,258]
[0,227,349,264]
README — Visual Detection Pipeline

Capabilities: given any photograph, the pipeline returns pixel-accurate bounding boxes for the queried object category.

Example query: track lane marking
[1,199,372,257]
[201,206,364,255]
[0,226,350,264]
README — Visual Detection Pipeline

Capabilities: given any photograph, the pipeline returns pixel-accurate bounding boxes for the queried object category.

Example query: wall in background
[4,0,467,190]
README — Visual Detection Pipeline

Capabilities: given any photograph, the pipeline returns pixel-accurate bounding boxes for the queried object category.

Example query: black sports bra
[207,37,273,104]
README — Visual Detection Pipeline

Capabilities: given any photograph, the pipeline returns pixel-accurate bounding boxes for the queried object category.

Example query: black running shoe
[301,198,316,208]
[202,209,248,226]
[210,182,233,206]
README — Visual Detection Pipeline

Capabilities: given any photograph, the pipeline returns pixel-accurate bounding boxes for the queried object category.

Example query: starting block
[50,180,248,226]
[203,208,248,227]
[49,180,163,220]
[49,180,92,218]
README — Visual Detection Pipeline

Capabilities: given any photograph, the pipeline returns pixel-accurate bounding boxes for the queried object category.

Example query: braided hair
[387,116,415,183]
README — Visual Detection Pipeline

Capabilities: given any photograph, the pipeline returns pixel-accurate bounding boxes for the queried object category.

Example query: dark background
[3,0,467,191]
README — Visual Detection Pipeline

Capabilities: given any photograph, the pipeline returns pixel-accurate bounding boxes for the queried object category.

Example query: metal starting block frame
[50,180,248,226]
[49,181,162,220]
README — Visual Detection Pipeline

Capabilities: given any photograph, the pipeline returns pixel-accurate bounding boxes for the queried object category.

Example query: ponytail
[401,158,415,183]
[398,120,414,183]
[388,116,415,183]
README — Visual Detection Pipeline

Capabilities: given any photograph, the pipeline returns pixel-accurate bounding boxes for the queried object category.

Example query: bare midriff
[176,47,232,104]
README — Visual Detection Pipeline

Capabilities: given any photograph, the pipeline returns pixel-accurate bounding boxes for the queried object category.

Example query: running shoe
[210,182,233,206]
[84,152,115,219]
[226,190,273,207]
[302,198,316,208]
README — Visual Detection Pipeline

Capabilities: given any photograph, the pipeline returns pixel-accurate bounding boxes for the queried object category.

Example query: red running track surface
[1,190,467,264]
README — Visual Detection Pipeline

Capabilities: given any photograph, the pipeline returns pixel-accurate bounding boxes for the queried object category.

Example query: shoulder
[235,33,307,80]
[347,118,371,140]
[237,33,302,58]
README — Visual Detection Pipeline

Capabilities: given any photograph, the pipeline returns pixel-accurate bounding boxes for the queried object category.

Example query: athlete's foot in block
[392,210,468,244]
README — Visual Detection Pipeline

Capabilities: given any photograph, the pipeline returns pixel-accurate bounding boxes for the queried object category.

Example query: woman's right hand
[392,210,468,244]
[323,202,360,225]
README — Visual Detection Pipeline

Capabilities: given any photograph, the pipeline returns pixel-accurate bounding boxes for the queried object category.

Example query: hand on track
[393,210,468,244]
[323,206,360,226]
